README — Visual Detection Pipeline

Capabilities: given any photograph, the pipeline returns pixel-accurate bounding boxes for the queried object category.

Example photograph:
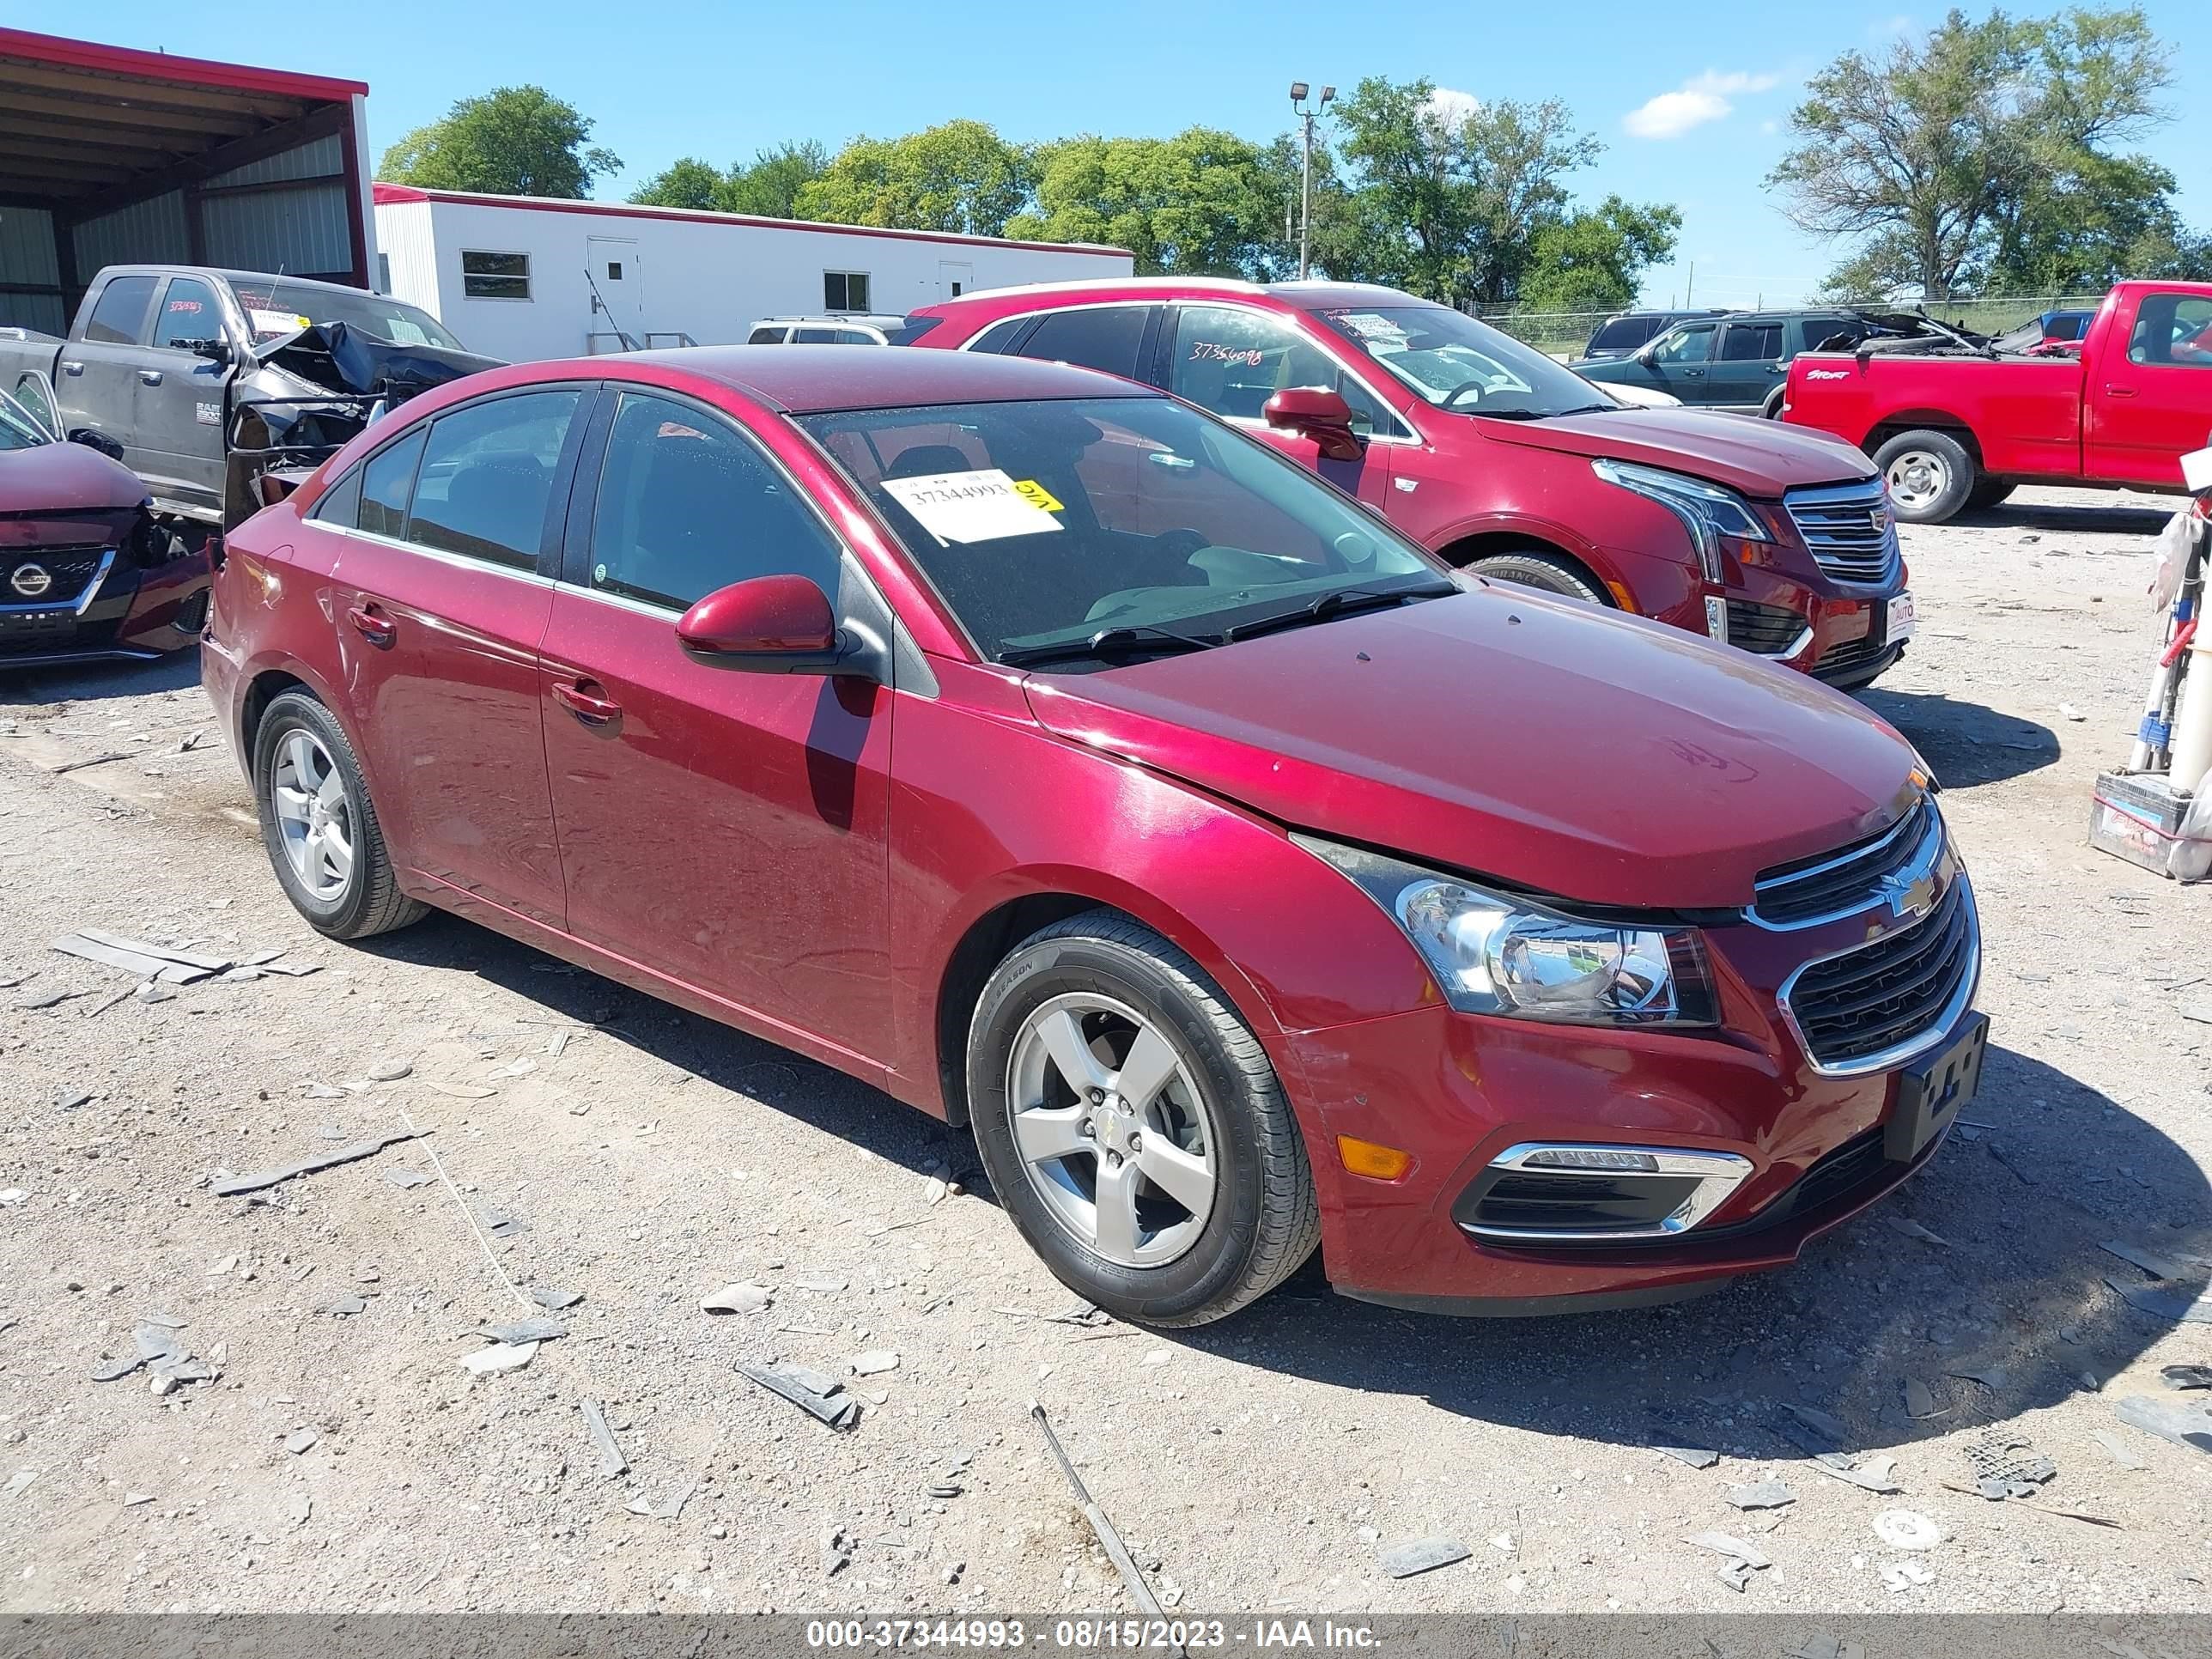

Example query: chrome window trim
[0,549,114,615]
[1462,1143,1754,1242]
[1747,798,1943,931]
[323,524,556,586]
[1777,872,1981,1078]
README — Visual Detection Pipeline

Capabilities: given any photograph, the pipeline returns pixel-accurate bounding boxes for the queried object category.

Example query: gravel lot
[0,483,2207,1620]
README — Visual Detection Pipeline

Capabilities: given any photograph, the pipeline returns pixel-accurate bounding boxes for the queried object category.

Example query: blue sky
[40,0,2211,309]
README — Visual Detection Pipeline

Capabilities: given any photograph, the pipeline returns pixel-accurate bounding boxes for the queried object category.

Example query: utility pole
[1289,82,1334,280]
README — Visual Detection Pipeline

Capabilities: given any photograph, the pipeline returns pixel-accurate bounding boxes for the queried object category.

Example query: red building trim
[0,27,368,101]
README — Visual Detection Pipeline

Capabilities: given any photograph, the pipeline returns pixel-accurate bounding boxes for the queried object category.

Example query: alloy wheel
[270,729,356,901]
[1884,450,1949,513]
[1004,992,1219,1267]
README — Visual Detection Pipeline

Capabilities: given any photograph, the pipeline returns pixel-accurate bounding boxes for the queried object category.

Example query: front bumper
[0,542,210,669]
[1276,874,1981,1313]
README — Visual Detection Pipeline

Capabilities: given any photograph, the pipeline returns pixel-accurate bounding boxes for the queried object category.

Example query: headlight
[1592,458,1771,583]
[1297,835,1717,1027]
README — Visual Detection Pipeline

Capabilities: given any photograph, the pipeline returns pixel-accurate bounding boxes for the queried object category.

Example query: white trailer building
[372,185,1134,362]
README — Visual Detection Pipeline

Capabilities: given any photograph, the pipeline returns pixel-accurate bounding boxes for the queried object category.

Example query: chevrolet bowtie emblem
[1885,870,1937,920]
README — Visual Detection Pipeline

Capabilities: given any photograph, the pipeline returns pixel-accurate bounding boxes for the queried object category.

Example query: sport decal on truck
[1805,368,1850,380]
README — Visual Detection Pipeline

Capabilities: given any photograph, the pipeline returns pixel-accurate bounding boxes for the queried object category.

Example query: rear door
[52,274,158,462]
[131,274,238,516]
[1160,302,1399,512]
[537,386,894,1057]
[314,385,588,926]
[2087,289,2212,483]
[1709,319,1787,411]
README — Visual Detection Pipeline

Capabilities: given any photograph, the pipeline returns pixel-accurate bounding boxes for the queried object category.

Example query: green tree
[629,156,724,210]
[724,141,830,218]
[380,86,619,199]
[796,121,1029,236]
[1771,6,2176,300]
[1519,198,1684,312]
[1006,128,1289,275]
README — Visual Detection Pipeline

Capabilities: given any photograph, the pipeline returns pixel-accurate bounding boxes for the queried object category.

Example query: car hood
[1021,588,1917,910]
[1481,405,1875,495]
[0,442,149,517]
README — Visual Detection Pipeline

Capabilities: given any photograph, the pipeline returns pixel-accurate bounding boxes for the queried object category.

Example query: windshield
[226,279,465,350]
[798,396,1449,668]
[1587,317,1663,354]
[1318,306,1610,419]
[0,400,48,453]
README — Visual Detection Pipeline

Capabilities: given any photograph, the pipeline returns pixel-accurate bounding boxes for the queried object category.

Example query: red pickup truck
[1780,280,2212,522]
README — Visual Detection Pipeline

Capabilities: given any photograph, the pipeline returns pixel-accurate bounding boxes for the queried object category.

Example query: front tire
[252,690,425,940]
[1966,477,2015,512]
[1873,430,1977,524]
[1468,550,1611,605]
[965,912,1319,1327]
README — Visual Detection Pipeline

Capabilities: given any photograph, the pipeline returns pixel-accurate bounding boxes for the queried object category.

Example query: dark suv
[1576,308,1729,362]
[1578,310,1882,417]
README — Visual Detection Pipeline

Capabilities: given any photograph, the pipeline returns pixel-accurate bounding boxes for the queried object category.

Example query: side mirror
[676,574,843,673]
[67,428,125,462]
[1263,386,1363,461]
[188,337,232,366]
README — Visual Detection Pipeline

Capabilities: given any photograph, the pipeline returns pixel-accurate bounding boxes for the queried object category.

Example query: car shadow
[1861,688,2059,788]
[0,645,203,703]
[1185,1042,2208,1457]
[1950,499,2177,537]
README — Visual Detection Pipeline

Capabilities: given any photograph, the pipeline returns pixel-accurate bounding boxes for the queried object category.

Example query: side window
[13,373,58,434]
[406,390,580,569]
[2129,295,2212,368]
[313,466,364,529]
[1651,324,1715,365]
[794,328,837,343]
[966,317,1029,355]
[1719,323,1784,362]
[153,278,226,353]
[83,276,158,345]
[587,392,842,611]
[357,428,428,539]
[746,326,786,344]
[1169,305,1388,432]
[1015,307,1152,380]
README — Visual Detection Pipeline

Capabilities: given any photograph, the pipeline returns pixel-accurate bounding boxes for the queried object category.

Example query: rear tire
[252,690,426,940]
[965,911,1319,1328]
[1760,388,1786,419]
[1468,550,1611,605]
[1873,429,1976,524]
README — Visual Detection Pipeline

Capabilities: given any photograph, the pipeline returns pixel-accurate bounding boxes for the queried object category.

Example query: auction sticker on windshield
[1329,312,1411,345]
[881,468,1064,544]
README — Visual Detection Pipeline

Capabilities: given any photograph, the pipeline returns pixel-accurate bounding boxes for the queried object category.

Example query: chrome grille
[3,545,109,608]
[1785,480,1902,586]
[1753,798,1940,928]
[1782,879,1978,1073]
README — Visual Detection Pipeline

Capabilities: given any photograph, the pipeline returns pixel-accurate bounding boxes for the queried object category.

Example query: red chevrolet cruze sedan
[204,347,1985,1325]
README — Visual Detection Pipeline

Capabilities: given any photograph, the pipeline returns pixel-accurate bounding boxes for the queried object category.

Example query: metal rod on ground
[1030,1401,1165,1619]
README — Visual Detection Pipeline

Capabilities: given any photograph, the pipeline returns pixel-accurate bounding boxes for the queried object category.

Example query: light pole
[1289,82,1334,280]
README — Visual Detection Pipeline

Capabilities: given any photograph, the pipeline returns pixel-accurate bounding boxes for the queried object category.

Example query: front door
[1162,302,1396,511]
[131,274,237,515]
[586,237,643,349]
[537,387,894,1061]
[1643,319,1720,404]
[313,386,586,926]
[2087,290,2212,484]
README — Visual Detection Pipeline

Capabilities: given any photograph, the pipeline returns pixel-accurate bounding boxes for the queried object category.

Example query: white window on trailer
[462,251,532,301]
[824,271,871,313]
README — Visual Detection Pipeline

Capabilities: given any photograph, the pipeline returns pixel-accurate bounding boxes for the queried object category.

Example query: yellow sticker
[1011,478,1064,514]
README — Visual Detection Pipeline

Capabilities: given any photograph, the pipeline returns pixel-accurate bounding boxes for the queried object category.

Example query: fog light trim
[1462,1143,1753,1242]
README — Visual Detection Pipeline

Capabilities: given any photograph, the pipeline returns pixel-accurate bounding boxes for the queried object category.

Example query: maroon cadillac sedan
[204,347,1984,1326]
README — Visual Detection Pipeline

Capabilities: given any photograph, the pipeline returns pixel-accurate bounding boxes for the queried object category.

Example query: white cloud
[1623,70,1781,140]
[1419,87,1480,147]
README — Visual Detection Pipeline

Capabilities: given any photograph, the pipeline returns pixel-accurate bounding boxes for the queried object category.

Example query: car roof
[612,343,1162,413]
[927,275,1449,313]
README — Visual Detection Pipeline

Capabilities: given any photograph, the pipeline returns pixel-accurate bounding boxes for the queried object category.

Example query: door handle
[2104,386,2138,398]
[1682,368,1705,378]
[552,678,622,726]
[139,369,163,386]
[346,603,396,647]
[60,361,83,376]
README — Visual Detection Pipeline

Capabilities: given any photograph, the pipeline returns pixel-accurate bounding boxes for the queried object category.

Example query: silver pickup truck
[0,266,480,527]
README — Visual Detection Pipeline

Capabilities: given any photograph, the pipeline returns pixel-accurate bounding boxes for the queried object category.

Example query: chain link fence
[1472,295,2110,360]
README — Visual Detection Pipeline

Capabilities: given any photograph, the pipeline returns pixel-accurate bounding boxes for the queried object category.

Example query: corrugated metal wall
[205,132,343,191]
[374,200,441,310]
[201,183,353,276]
[73,191,190,273]
[0,205,65,332]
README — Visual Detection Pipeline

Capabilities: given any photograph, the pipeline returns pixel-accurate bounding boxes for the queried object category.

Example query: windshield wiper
[999,623,1223,668]
[1224,581,1458,644]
